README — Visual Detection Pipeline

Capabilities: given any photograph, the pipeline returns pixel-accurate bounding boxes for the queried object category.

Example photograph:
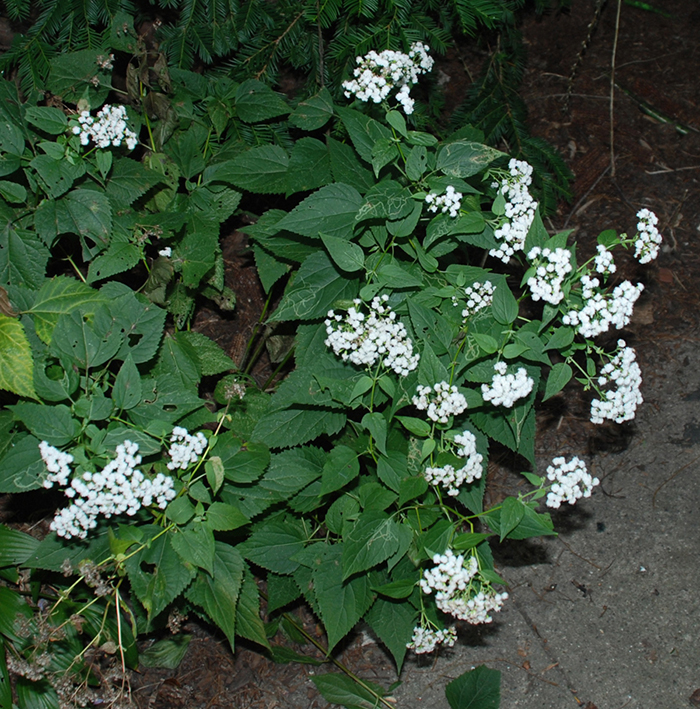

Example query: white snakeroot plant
[481,362,534,408]
[462,280,495,320]
[590,340,643,424]
[489,159,538,263]
[71,104,138,150]
[634,208,663,264]
[544,456,600,508]
[413,381,468,423]
[563,277,643,339]
[526,246,573,304]
[41,440,176,539]
[425,185,462,218]
[342,42,434,115]
[423,430,483,496]
[325,295,420,375]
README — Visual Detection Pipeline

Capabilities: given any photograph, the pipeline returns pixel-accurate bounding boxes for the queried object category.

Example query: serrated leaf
[87,238,140,283]
[240,517,306,575]
[365,596,415,672]
[311,672,386,709]
[139,635,191,669]
[0,226,50,289]
[0,180,26,203]
[206,502,249,531]
[170,524,215,575]
[235,80,290,122]
[286,137,332,194]
[0,314,36,398]
[105,157,163,206]
[25,106,68,135]
[320,233,364,272]
[445,665,501,709]
[543,362,573,400]
[226,145,289,193]
[361,412,387,455]
[0,434,45,493]
[320,445,360,495]
[10,402,77,446]
[277,183,362,239]
[288,88,334,129]
[342,511,400,579]
[327,137,374,193]
[499,496,526,541]
[252,406,346,449]
[336,107,392,164]
[112,353,141,410]
[235,566,270,649]
[313,544,375,651]
[175,331,234,376]
[437,141,504,178]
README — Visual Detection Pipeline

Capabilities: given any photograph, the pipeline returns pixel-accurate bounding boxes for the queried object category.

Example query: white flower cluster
[545,456,600,509]
[167,426,208,470]
[462,280,495,320]
[158,247,172,258]
[590,340,643,424]
[406,625,457,654]
[526,246,573,304]
[634,208,662,264]
[425,185,462,218]
[72,104,138,150]
[342,42,434,115]
[40,441,176,540]
[593,244,616,275]
[562,277,643,339]
[489,159,538,263]
[481,362,534,408]
[420,550,508,624]
[424,432,483,497]
[40,441,74,488]
[413,381,468,423]
[325,295,420,376]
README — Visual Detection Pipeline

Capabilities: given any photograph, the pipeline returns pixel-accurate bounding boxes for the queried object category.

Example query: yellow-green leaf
[0,315,36,398]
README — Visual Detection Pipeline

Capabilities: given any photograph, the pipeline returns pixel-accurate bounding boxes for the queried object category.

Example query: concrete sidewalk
[394,337,700,709]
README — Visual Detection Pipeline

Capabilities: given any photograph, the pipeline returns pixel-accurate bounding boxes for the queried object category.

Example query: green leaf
[125,527,197,620]
[25,106,68,135]
[252,406,346,449]
[0,434,45,493]
[10,402,77,446]
[452,532,492,550]
[395,416,431,438]
[0,180,26,203]
[140,634,192,669]
[311,672,386,709]
[361,412,387,455]
[445,665,501,709]
[405,145,428,181]
[0,525,40,566]
[365,596,415,672]
[206,502,249,531]
[482,504,555,540]
[277,183,362,239]
[543,362,573,400]
[185,542,244,651]
[0,638,12,708]
[472,333,499,355]
[16,677,58,709]
[371,137,399,176]
[0,315,36,398]
[313,544,375,651]
[164,496,195,525]
[321,445,360,495]
[492,283,519,325]
[286,137,333,194]
[545,326,575,351]
[226,145,289,193]
[356,180,413,222]
[499,496,526,541]
[235,80,290,122]
[235,566,270,649]
[342,511,400,579]
[289,87,334,130]
[266,572,302,613]
[336,106,392,164]
[179,214,219,288]
[86,237,140,283]
[170,524,215,574]
[112,353,141,410]
[29,277,106,344]
[437,141,504,178]
[418,340,450,387]
[175,331,235,376]
[385,110,408,137]
[105,157,163,206]
[50,306,123,369]
[327,137,374,193]
[320,233,364,272]
[269,250,359,322]
[262,446,324,495]
[0,226,50,289]
[240,517,306,575]
[376,260,422,289]
[29,154,84,198]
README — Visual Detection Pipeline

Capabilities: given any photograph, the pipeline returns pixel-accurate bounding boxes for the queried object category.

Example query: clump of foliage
[0,21,659,709]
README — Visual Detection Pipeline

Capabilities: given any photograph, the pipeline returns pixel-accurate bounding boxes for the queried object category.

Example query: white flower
[407,625,457,654]
[158,247,172,258]
[423,430,483,496]
[462,281,495,320]
[44,440,177,539]
[40,441,74,488]
[545,456,600,508]
[489,159,538,263]
[73,104,138,150]
[413,381,468,423]
[425,185,462,218]
[590,340,643,424]
[342,42,434,115]
[634,208,662,264]
[325,295,419,376]
[594,244,616,275]
[481,362,534,408]
[167,426,208,470]
[526,246,573,304]
[563,278,643,338]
